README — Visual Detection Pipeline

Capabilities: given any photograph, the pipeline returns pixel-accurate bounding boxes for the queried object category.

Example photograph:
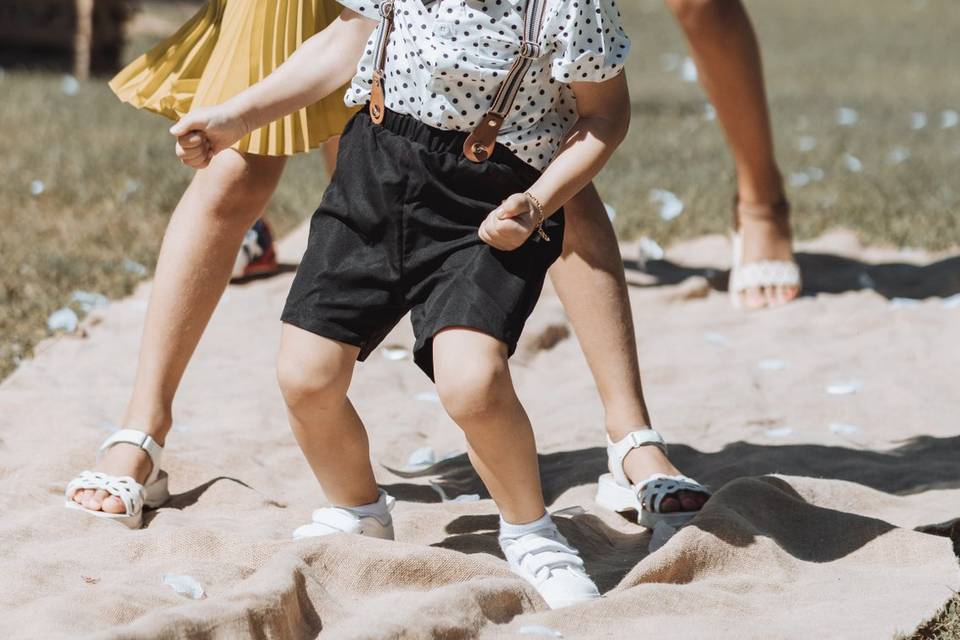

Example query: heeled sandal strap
[606,430,667,487]
[97,429,163,482]
[732,196,791,231]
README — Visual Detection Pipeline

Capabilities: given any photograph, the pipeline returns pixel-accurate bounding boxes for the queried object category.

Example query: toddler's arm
[479,73,631,250]
[171,9,377,168]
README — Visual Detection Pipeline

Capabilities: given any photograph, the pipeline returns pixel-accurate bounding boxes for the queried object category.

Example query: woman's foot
[596,429,711,524]
[69,438,156,514]
[732,197,801,309]
[620,441,708,513]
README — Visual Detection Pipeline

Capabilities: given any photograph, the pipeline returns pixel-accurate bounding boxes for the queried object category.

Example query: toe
[101,496,127,514]
[657,496,681,513]
[81,490,100,510]
[743,287,766,309]
[678,491,708,511]
[762,285,779,308]
[88,489,110,511]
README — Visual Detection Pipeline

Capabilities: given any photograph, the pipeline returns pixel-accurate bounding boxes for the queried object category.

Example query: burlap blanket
[1,226,956,639]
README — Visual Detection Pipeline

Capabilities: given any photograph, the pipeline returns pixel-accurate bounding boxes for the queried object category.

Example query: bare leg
[433,328,547,524]
[73,150,286,513]
[668,0,799,308]
[276,324,379,507]
[550,185,706,512]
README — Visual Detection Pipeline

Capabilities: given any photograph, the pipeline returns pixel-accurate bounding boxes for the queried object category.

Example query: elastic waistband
[358,105,540,181]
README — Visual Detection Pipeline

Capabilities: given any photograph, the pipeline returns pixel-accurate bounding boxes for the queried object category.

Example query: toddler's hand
[169,105,249,169]
[479,193,536,251]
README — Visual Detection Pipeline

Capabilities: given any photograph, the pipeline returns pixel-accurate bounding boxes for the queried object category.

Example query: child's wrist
[523,191,550,242]
[225,95,256,137]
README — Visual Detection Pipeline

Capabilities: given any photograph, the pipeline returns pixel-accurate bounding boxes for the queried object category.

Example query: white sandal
[595,429,710,528]
[729,199,801,309]
[64,429,170,529]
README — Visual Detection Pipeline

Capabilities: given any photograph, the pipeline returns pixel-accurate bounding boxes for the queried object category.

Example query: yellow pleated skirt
[110,0,358,156]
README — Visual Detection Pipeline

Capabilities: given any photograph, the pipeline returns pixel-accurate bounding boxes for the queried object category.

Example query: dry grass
[906,594,960,640]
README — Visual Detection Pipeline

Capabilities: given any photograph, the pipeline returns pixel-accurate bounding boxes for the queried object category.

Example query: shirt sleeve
[336,0,382,22]
[543,0,631,83]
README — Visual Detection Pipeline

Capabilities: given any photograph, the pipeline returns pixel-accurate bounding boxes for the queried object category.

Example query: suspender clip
[518,41,541,59]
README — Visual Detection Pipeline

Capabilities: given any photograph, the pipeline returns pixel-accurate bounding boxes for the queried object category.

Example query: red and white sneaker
[231,218,279,280]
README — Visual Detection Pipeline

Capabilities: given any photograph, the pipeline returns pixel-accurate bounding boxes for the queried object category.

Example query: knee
[435,358,511,426]
[276,349,350,414]
[196,153,282,223]
[666,0,731,29]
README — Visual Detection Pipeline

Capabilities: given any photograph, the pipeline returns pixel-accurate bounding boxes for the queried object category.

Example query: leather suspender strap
[369,0,548,162]
[463,0,548,162]
[369,0,395,124]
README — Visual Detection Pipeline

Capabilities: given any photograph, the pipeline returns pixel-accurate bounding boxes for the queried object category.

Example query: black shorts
[281,108,564,379]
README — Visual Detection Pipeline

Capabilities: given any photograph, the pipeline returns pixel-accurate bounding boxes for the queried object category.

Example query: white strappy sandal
[595,429,710,528]
[64,429,170,529]
[729,199,802,309]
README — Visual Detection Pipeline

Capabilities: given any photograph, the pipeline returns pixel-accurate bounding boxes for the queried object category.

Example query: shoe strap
[506,532,583,581]
[66,470,145,516]
[310,507,365,534]
[637,473,711,514]
[97,429,163,482]
[607,430,667,487]
[733,196,791,228]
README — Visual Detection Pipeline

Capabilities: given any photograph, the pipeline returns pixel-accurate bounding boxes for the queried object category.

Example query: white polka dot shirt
[337,0,630,171]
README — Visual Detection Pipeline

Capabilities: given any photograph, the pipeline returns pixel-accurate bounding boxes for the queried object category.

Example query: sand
[0,225,957,639]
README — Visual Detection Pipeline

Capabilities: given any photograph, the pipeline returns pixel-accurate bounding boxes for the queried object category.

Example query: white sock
[498,511,555,541]
[340,489,391,526]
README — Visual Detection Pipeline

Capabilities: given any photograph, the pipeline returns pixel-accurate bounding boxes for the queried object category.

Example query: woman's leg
[549,185,706,512]
[432,328,546,524]
[667,0,798,308]
[321,136,340,179]
[276,324,379,506]
[72,150,287,513]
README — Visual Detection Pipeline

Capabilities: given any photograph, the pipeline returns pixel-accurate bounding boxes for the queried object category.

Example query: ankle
[119,409,173,446]
[736,166,785,206]
[339,489,392,526]
[499,511,553,540]
[604,419,653,444]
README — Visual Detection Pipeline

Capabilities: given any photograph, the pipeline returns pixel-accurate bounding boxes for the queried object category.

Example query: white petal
[47,308,78,333]
[162,574,205,599]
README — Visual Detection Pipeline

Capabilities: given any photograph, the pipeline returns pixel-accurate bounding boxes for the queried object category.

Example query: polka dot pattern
[337,0,631,170]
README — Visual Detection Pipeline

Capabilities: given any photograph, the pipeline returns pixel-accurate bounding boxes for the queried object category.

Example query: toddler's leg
[432,328,544,524]
[276,324,380,508]
[432,328,599,608]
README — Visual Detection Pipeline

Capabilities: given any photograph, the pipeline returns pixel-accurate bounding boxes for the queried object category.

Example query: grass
[0,1,957,636]
[906,595,960,640]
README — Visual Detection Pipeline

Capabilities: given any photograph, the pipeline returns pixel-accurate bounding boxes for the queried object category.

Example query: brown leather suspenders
[368,0,549,162]
[368,0,394,125]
